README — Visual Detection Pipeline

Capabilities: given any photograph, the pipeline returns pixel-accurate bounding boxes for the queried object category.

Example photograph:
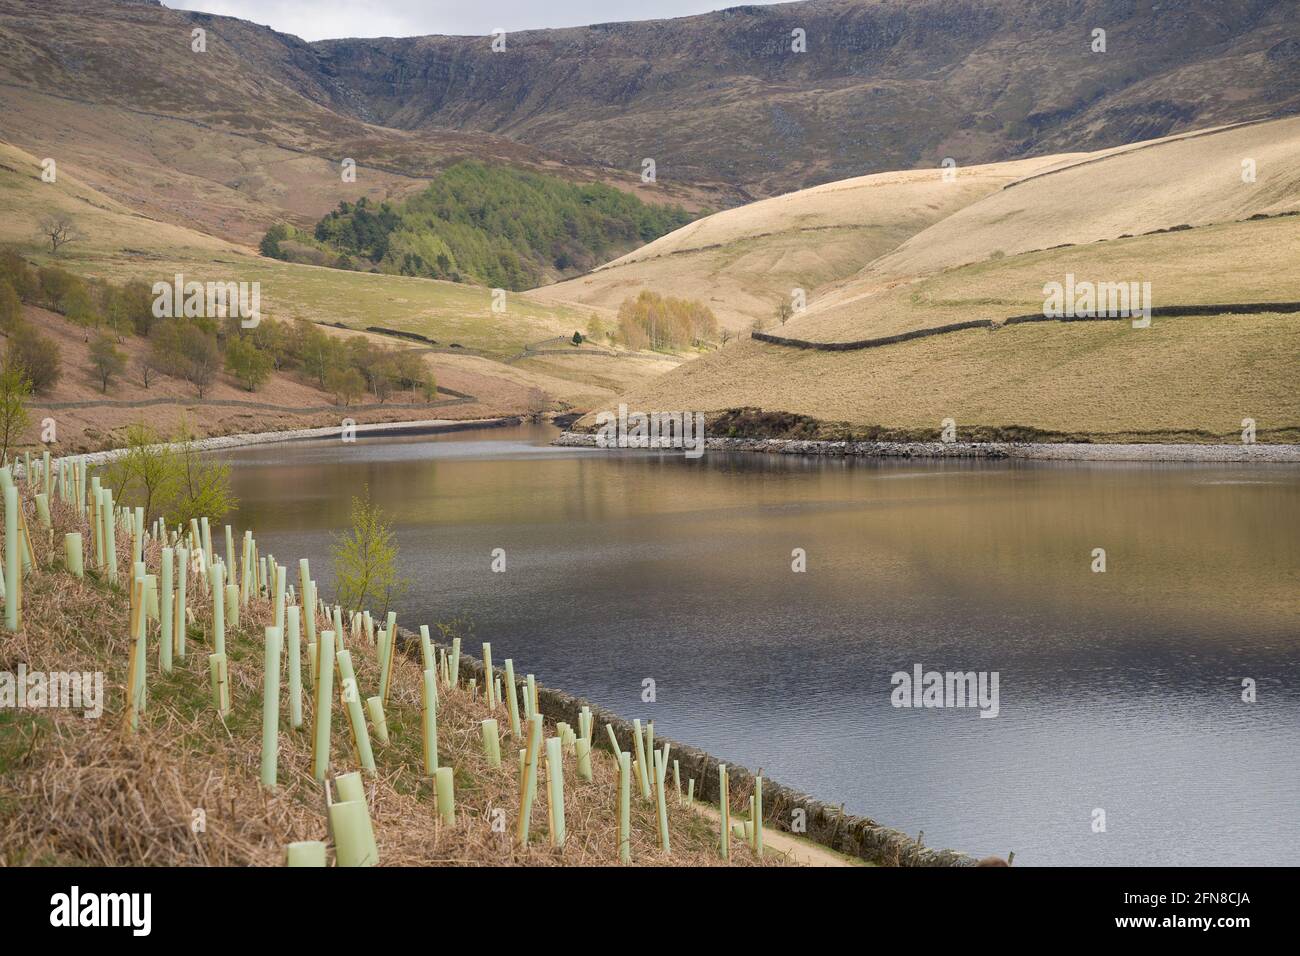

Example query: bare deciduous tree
[37,214,84,255]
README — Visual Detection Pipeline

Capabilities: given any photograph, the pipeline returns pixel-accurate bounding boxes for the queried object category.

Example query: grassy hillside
[531,156,1072,333]
[0,141,562,355]
[860,118,1300,284]
[781,118,1300,340]
[614,309,1300,442]
[0,140,680,448]
[778,215,1300,344]
[0,480,776,866]
[586,116,1300,442]
[0,0,730,248]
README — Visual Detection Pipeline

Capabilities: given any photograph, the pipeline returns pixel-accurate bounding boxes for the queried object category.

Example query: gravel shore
[552,431,1300,463]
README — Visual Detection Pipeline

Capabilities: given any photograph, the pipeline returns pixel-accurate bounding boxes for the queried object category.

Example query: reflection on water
[224,423,1300,865]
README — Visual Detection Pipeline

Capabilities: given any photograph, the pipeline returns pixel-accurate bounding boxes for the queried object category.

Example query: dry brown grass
[531,156,1067,333]
[610,311,1300,441]
[0,488,778,867]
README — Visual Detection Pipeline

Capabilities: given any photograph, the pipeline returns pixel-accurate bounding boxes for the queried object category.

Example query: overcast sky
[165,1,788,41]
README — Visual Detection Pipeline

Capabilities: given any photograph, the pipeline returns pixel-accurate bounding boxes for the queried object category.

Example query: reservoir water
[224,422,1300,865]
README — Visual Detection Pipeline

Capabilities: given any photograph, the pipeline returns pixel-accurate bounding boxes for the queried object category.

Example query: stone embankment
[395,627,975,867]
[554,432,1300,463]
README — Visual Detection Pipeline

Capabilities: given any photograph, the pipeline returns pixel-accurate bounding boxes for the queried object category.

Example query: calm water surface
[224,423,1300,865]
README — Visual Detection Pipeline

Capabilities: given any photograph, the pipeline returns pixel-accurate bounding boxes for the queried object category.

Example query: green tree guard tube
[376,629,391,704]
[526,674,537,719]
[481,642,495,709]
[286,605,303,730]
[329,800,378,867]
[719,765,730,860]
[261,626,282,789]
[449,637,461,687]
[225,525,235,585]
[160,546,174,674]
[687,779,695,807]
[754,775,764,856]
[336,650,376,774]
[225,583,239,630]
[366,695,389,746]
[546,736,566,848]
[516,714,543,846]
[418,625,434,672]
[334,770,365,806]
[605,723,620,757]
[618,751,631,863]
[88,477,102,567]
[199,516,211,568]
[274,563,286,633]
[240,531,252,606]
[211,562,225,656]
[673,760,682,804]
[286,841,326,867]
[133,507,144,566]
[302,579,316,648]
[481,718,501,768]
[65,533,83,579]
[209,652,230,717]
[435,766,456,826]
[422,668,439,775]
[503,659,521,737]
[34,492,50,529]
[632,719,650,799]
[125,577,146,730]
[175,547,187,660]
[102,489,117,583]
[653,749,670,854]
[311,630,336,781]
[576,737,592,782]
[382,612,397,705]
[307,642,317,691]
[132,575,147,716]
[4,487,25,629]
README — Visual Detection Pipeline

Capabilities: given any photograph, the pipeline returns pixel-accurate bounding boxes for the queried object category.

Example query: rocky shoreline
[553,431,1300,463]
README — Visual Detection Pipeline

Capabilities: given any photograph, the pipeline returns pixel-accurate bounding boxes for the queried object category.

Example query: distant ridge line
[752,302,1300,352]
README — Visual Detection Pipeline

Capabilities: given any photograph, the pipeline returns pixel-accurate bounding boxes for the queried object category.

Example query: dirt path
[688,803,865,867]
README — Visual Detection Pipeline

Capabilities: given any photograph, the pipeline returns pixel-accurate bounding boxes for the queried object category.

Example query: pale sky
[165,1,790,42]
